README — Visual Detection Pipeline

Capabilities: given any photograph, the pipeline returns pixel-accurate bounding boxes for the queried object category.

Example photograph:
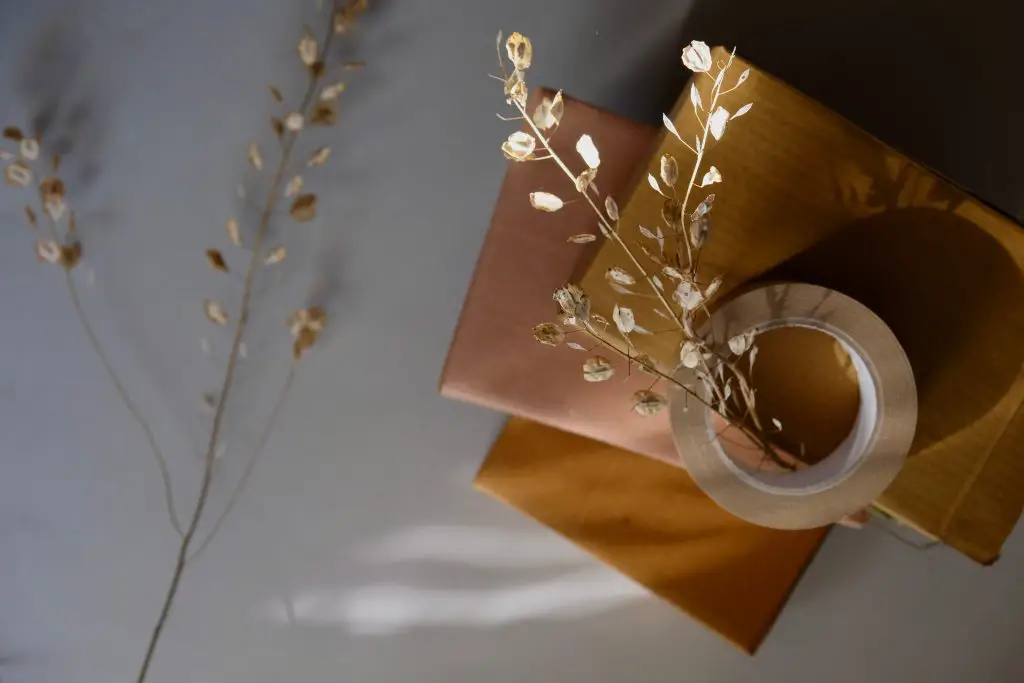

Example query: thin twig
[510,97,686,330]
[580,326,709,410]
[32,207,185,538]
[677,59,731,268]
[515,60,770,448]
[187,361,298,562]
[65,272,185,537]
[582,324,779,457]
[133,10,342,682]
[500,44,783,467]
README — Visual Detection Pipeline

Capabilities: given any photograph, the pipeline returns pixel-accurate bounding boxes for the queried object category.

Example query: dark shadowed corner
[592,17,695,123]
[678,0,1024,214]
[16,14,109,197]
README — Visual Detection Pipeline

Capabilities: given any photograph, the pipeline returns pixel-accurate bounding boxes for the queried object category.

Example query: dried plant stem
[677,61,730,264]
[499,38,787,470]
[64,271,185,537]
[719,356,764,430]
[678,139,698,155]
[684,206,777,456]
[580,326,708,407]
[511,98,685,329]
[33,207,185,537]
[581,326,783,464]
[187,361,298,562]
[133,18,339,683]
[636,61,787,464]
[511,83,784,464]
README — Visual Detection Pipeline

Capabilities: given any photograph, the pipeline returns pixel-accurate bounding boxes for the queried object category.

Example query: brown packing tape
[758,202,1024,562]
[670,284,918,529]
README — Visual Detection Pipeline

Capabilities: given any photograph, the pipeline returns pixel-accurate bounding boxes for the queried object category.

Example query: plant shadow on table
[761,206,1024,456]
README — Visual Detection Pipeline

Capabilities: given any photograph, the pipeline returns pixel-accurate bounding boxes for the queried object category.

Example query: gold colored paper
[475,418,828,654]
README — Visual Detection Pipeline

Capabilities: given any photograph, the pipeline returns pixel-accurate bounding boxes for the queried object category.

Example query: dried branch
[574,324,787,467]
[496,34,790,469]
[187,361,298,562]
[3,5,368,683]
[133,3,363,679]
[508,93,685,330]
[65,272,185,537]
[12,162,186,536]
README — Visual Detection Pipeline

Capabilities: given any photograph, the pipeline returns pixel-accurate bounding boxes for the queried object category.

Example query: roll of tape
[669,283,918,529]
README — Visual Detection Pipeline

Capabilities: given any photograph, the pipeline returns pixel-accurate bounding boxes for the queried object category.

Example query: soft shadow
[680,0,1024,211]
[16,15,108,195]
[591,17,693,124]
[763,207,1024,455]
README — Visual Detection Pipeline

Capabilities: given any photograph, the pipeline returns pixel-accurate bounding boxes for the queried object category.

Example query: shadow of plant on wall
[1,1,373,681]
[15,15,108,196]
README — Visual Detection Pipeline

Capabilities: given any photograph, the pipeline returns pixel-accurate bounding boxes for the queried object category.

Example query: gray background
[2,0,1023,681]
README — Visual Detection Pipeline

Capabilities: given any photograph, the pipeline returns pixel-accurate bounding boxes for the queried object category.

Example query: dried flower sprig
[133,4,368,680]
[4,2,370,681]
[493,34,792,469]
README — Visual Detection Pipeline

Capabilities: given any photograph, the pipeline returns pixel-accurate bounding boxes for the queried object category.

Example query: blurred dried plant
[3,1,370,681]
[493,34,791,469]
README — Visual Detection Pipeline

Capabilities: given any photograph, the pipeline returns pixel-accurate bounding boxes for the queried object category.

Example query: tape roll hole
[708,324,879,496]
